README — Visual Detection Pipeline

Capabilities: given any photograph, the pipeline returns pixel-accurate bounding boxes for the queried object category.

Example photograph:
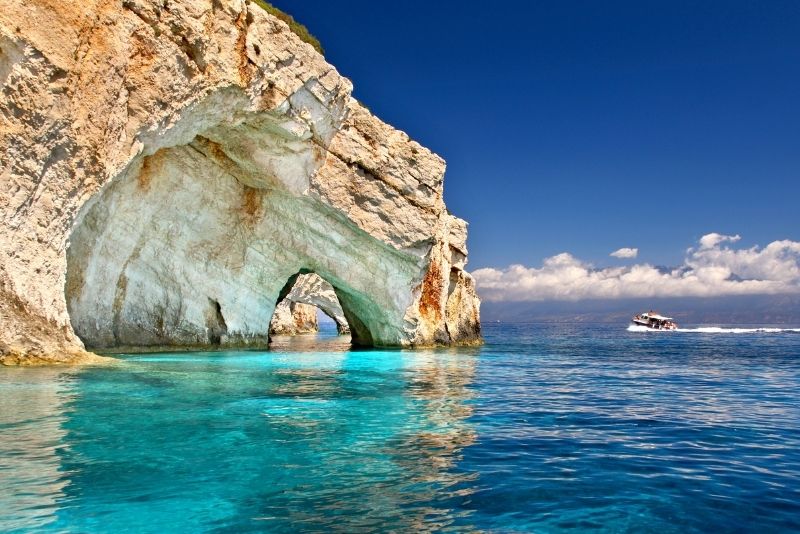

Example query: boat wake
[627,325,800,334]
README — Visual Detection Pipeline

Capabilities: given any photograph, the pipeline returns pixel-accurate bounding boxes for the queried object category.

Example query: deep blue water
[2,323,800,532]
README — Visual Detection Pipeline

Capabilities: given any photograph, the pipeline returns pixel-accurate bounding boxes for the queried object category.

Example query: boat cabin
[632,311,677,330]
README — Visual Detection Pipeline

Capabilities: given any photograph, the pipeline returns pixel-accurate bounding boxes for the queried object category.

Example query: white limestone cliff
[0,0,482,365]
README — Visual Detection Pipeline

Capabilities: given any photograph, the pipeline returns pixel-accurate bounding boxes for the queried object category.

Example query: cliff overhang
[0,0,481,365]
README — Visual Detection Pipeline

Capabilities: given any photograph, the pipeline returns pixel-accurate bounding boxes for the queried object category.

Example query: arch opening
[268,272,351,338]
[316,307,348,335]
[267,272,373,346]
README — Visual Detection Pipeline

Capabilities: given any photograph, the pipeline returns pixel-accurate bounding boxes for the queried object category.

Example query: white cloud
[610,247,638,259]
[473,233,800,302]
[698,232,741,249]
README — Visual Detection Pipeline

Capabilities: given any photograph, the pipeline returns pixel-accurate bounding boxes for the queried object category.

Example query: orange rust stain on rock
[312,145,327,166]
[419,260,444,323]
[196,136,229,163]
[194,136,245,178]
[259,81,288,111]
[241,186,262,222]
[234,9,252,86]
[137,149,166,191]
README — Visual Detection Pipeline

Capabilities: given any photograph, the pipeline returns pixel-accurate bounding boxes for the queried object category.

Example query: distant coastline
[481,294,800,325]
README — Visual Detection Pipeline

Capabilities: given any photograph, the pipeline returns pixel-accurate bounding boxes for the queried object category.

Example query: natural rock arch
[269,273,351,337]
[0,0,481,363]
[63,120,414,349]
[270,271,372,345]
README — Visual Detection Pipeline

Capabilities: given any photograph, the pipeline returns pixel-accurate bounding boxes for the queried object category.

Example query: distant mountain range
[480,295,800,325]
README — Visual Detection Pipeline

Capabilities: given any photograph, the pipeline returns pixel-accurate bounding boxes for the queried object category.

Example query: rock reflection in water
[268,332,354,353]
[0,368,76,531]
[383,350,480,531]
[248,350,480,531]
[20,347,480,532]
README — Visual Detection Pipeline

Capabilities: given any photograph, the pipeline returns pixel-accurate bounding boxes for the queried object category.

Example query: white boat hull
[631,314,678,330]
[631,321,676,330]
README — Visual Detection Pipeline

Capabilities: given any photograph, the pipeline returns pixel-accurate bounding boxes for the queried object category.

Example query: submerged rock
[0,0,481,364]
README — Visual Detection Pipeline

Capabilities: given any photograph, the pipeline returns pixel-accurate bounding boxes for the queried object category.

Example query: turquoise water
[2,323,800,532]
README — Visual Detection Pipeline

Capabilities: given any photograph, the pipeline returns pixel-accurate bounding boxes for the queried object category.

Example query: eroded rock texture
[269,301,318,336]
[0,0,481,364]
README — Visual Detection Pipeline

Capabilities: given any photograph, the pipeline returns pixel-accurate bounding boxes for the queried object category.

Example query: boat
[632,311,677,330]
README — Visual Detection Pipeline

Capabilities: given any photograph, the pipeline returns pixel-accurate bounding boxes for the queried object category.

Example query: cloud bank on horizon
[473,233,800,302]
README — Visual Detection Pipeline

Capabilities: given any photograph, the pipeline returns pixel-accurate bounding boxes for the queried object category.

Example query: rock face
[269,300,318,336]
[0,0,482,365]
[269,273,349,335]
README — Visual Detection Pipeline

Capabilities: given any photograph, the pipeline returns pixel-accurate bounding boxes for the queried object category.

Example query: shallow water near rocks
[2,323,800,532]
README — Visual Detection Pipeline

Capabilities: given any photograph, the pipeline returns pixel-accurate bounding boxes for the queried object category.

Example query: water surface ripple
[1,323,799,532]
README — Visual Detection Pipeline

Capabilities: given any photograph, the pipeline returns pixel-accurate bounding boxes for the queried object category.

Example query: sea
[2,322,800,533]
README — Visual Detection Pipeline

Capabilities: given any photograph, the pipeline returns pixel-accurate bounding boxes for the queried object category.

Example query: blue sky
[270,0,800,300]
